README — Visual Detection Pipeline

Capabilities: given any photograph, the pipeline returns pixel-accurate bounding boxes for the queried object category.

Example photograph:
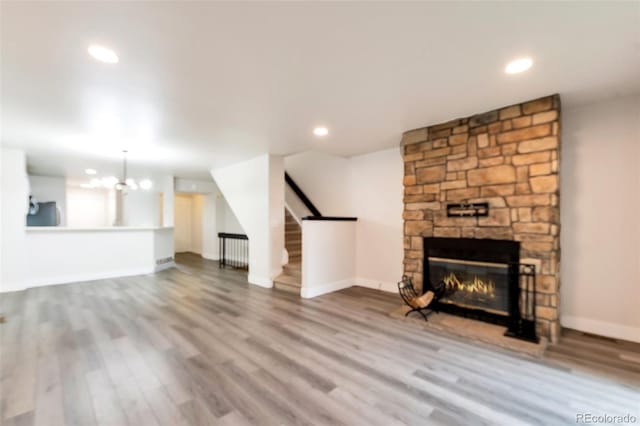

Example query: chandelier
[80,150,152,191]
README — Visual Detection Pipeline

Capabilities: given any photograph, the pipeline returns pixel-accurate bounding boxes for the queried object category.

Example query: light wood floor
[547,329,640,386]
[1,253,638,426]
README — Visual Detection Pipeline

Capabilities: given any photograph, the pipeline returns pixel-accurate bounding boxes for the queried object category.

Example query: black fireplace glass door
[428,257,510,315]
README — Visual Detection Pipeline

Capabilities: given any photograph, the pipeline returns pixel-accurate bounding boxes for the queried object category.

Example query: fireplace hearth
[424,237,538,342]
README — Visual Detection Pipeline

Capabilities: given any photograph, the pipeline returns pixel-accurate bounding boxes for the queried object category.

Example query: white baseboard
[355,277,397,293]
[155,262,176,272]
[301,279,354,299]
[248,274,273,288]
[0,282,27,293]
[201,252,218,261]
[26,267,156,288]
[562,315,640,343]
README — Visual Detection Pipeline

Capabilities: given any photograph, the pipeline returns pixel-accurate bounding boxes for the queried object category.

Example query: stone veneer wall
[401,94,561,342]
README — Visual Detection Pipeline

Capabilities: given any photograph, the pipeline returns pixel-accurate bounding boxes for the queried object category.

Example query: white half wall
[0,147,28,292]
[561,95,640,342]
[301,220,357,298]
[211,154,284,287]
[25,227,174,287]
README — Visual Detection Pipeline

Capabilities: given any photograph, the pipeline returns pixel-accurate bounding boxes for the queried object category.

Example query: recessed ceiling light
[313,126,329,137]
[505,57,533,74]
[88,45,119,64]
[85,168,97,175]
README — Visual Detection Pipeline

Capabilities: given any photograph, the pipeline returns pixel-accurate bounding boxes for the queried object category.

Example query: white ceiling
[2,1,639,179]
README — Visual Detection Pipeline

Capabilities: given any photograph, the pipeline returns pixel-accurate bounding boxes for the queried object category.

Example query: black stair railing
[285,172,322,217]
[218,233,249,270]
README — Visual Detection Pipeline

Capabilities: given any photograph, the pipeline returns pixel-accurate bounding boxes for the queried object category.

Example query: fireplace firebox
[424,237,538,342]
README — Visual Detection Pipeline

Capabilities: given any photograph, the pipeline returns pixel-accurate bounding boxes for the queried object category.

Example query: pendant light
[115,150,129,191]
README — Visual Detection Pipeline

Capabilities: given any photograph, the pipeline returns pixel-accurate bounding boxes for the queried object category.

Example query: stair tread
[282,267,301,277]
[285,208,302,272]
[274,283,301,294]
[274,274,301,287]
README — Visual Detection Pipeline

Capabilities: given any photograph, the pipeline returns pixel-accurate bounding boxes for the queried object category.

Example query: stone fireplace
[402,95,561,342]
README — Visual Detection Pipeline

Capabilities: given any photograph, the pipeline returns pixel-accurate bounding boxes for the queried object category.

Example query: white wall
[284,185,312,222]
[349,148,404,291]
[67,177,165,229]
[66,187,114,228]
[269,156,285,276]
[174,193,193,253]
[202,193,218,259]
[301,220,357,298]
[561,95,640,342]
[284,151,351,216]
[160,175,175,227]
[173,178,242,260]
[175,178,217,194]
[0,147,28,292]
[29,175,66,226]
[191,194,204,255]
[216,193,244,234]
[153,227,175,263]
[212,154,284,287]
[122,190,161,227]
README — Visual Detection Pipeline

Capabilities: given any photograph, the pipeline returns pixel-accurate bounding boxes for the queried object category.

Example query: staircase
[274,209,302,293]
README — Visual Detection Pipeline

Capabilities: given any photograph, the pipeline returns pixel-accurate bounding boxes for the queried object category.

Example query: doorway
[174,193,205,255]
